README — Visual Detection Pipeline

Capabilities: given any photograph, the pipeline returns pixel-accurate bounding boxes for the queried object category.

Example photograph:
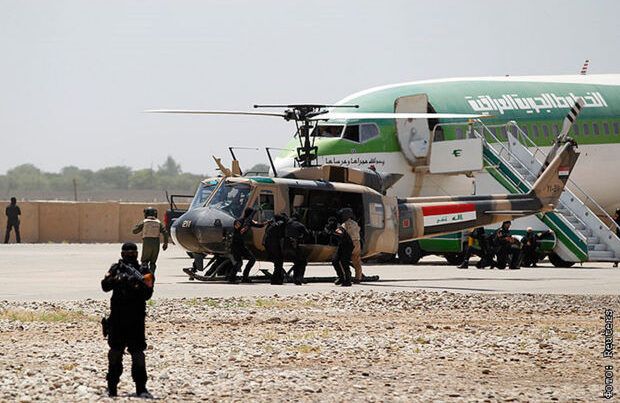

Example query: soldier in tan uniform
[133,207,169,273]
[340,208,364,283]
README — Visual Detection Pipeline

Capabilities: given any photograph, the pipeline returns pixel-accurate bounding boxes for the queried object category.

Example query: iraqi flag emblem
[559,167,570,177]
[422,203,476,227]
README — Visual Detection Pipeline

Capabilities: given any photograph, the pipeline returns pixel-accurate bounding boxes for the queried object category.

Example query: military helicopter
[148,104,579,281]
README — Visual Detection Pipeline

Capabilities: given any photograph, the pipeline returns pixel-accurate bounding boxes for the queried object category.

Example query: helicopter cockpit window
[312,125,344,138]
[189,180,219,210]
[207,181,252,218]
[259,192,275,221]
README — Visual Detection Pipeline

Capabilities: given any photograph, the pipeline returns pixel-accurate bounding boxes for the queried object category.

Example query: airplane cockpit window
[207,181,252,218]
[190,180,219,210]
[342,125,359,142]
[312,125,344,138]
[359,123,380,143]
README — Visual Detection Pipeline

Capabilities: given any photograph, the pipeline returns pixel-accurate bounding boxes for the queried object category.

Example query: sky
[0,0,618,176]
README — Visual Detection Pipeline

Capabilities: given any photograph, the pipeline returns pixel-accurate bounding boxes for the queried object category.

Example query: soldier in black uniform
[329,219,354,287]
[495,221,520,270]
[458,227,495,269]
[520,227,554,267]
[229,208,266,283]
[4,197,21,244]
[263,214,287,285]
[101,243,154,398]
[285,213,309,285]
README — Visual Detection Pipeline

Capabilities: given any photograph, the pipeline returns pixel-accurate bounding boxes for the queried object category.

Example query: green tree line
[0,156,207,193]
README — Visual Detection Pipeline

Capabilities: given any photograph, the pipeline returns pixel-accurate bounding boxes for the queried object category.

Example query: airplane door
[395,94,431,165]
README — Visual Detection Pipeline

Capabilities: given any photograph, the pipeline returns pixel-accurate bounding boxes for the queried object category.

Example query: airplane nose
[172,207,235,255]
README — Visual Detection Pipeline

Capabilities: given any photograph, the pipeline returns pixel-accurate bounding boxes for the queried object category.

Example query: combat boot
[136,386,153,399]
[107,382,117,397]
[457,261,469,269]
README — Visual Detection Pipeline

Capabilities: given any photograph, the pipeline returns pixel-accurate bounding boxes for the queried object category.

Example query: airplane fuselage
[277,75,620,213]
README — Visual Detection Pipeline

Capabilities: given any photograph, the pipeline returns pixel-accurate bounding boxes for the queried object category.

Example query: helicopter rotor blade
[308,112,493,121]
[145,110,288,118]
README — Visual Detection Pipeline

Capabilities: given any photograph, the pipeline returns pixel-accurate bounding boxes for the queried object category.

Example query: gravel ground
[1,290,618,402]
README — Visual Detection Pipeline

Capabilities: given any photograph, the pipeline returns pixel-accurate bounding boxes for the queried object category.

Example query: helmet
[144,207,157,218]
[121,242,138,262]
[339,208,354,220]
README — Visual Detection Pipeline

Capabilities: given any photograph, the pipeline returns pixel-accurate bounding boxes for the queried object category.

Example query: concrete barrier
[0,200,189,243]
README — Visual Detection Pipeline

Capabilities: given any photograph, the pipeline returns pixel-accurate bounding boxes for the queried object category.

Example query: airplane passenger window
[500,127,507,140]
[455,127,464,139]
[572,124,580,136]
[552,125,559,137]
[592,122,600,135]
[313,125,344,138]
[531,125,539,138]
[603,122,610,135]
[359,124,380,143]
[582,123,590,136]
[613,122,619,135]
[342,125,360,142]
[542,125,550,138]
[520,125,529,136]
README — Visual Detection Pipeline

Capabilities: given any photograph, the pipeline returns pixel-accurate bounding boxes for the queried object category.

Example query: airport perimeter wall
[0,201,190,243]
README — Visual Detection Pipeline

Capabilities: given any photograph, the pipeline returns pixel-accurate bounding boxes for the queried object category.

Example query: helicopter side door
[362,193,399,257]
[247,184,283,252]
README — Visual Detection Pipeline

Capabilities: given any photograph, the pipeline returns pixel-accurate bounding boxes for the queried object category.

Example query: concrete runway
[0,243,619,301]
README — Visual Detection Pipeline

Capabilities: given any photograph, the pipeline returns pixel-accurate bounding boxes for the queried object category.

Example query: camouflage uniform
[343,218,363,281]
[133,217,169,273]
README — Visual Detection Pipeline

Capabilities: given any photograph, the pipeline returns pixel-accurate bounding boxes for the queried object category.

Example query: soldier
[132,207,168,273]
[341,208,365,283]
[229,208,266,283]
[101,243,154,398]
[495,221,520,270]
[262,214,287,285]
[4,197,21,244]
[329,218,354,287]
[519,227,554,267]
[285,213,309,285]
[458,227,494,269]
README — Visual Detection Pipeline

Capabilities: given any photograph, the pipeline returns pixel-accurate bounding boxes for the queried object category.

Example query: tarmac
[0,243,619,301]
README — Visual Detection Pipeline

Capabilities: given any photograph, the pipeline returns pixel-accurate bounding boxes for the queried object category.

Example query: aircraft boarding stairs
[461,120,620,265]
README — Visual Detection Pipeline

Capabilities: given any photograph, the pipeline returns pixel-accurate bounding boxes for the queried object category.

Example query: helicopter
[148,104,579,281]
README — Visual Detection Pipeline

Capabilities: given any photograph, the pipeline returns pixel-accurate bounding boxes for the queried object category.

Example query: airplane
[150,104,580,281]
[270,74,620,265]
[274,74,619,211]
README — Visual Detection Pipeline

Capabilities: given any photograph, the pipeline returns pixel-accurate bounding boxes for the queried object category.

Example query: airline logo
[465,91,607,115]
[422,203,476,227]
[559,167,570,177]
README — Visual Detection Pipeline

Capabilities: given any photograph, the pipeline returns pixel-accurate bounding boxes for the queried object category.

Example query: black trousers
[106,312,147,392]
[265,241,284,284]
[290,246,307,285]
[519,246,538,267]
[230,244,255,280]
[4,221,20,243]
[496,244,521,269]
[332,247,352,284]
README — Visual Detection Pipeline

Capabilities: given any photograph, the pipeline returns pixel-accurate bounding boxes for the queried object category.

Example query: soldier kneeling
[102,243,154,398]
